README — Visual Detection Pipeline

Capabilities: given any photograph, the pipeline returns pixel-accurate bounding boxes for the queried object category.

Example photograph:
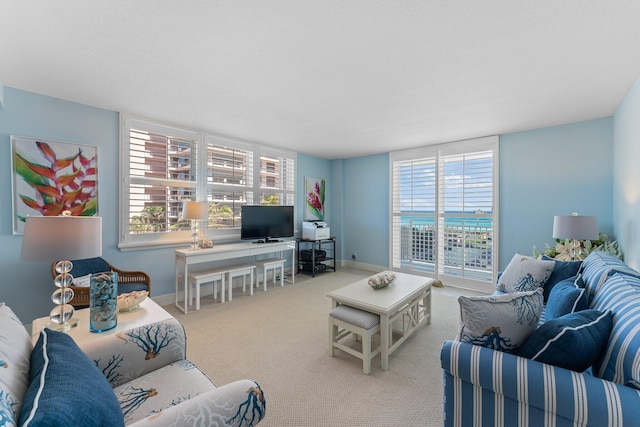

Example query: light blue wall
[499,118,614,268]
[296,154,330,227]
[0,87,129,322]
[613,77,640,270]
[330,118,614,272]
[296,155,333,231]
[0,86,620,323]
[0,90,335,322]
[341,153,389,267]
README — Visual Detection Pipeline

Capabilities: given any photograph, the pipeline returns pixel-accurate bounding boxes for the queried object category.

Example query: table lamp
[20,212,102,331]
[182,201,208,250]
[552,213,598,261]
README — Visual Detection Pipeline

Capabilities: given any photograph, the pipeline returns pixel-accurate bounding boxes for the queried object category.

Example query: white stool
[226,264,256,299]
[187,268,227,311]
[329,304,381,375]
[255,258,285,290]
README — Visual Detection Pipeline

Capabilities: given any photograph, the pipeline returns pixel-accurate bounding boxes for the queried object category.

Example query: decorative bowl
[368,272,396,290]
[117,290,148,312]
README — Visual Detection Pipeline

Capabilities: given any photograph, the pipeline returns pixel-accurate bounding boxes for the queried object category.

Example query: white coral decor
[368,272,396,290]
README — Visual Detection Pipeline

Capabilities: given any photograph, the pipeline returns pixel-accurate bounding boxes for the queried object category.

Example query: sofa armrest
[78,318,187,388]
[441,340,640,426]
[126,379,266,427]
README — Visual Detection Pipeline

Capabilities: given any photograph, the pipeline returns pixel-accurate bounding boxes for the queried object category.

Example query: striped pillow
[581,251,639,303]
[590,273,640,386]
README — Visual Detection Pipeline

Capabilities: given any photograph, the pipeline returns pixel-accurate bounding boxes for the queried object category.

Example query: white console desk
[175,240,296,310]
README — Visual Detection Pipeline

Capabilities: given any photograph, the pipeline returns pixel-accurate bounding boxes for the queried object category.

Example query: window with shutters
[389,136,498,292]
[119,115,296,249]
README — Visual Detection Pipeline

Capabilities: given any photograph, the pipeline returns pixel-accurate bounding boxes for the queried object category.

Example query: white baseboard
[339,259,386,272]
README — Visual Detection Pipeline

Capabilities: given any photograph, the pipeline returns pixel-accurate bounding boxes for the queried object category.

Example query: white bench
[226,264,257,299]
[329,304,381,375]
[255,258,286,290]
[187,268,228,312]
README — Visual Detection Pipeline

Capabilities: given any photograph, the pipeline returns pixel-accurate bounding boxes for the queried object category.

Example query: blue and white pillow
[497,254,555,293]
[545,275,587,320]
[456,288,544,352]
[0,303,32,426]
[517,309,612,372]
[18,328,124,427]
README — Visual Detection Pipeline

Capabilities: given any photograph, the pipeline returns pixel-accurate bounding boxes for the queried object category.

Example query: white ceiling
[2,1,640,159]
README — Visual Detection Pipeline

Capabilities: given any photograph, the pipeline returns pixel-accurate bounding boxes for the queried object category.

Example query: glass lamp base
[569,239,582,261]
[46,317,79,332]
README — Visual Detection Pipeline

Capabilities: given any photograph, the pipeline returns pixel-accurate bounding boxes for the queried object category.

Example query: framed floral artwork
[11,135,98,234]
[304,176,325,221]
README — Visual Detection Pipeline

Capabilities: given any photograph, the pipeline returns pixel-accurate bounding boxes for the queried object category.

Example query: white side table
[31,298,173,346]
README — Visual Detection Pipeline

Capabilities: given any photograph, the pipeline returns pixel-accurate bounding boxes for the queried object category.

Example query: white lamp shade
[182,201,207,220]
[553,215,598,240]
[21,215,102,262]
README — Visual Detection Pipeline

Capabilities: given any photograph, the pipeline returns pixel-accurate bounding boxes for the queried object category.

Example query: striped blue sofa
[441,251,640,426]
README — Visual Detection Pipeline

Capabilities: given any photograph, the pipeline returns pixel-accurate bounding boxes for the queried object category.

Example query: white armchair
[0,303,266,426]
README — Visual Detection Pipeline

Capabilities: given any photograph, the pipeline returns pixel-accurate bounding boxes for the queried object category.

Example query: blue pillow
[545,275,587,320]
[18,328,124,427]
[541,256,582,301]
[517,309,612,372]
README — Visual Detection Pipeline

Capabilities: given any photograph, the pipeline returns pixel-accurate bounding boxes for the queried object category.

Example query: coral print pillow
[456,289,544,352]
[497,253,555,293]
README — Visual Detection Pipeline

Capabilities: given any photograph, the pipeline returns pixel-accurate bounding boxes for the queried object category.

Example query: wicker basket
[50,259,151,308]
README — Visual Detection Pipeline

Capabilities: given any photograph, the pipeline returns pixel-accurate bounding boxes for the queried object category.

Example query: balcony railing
[399,219,492,281]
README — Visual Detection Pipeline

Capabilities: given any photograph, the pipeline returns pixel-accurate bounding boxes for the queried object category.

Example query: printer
[302,221,330,240]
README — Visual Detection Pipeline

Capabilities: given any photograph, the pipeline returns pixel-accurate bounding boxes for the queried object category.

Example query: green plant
[207,203,233,229]
[533,232,623,261]
[130,206,166,233]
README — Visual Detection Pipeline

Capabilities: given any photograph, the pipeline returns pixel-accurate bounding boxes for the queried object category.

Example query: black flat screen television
[240,205,294,242]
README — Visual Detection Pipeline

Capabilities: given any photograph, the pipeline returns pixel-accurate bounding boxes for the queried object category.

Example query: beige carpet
[164,268,466,426]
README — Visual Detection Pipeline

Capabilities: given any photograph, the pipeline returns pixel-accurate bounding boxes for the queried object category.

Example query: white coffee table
[31,298,173,346]
[327,271,432,371]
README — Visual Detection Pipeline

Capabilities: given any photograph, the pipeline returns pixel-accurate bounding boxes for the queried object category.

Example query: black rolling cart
[296,237,336,277]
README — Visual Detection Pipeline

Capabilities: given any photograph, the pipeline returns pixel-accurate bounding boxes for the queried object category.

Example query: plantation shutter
[125,118,198,240]
[391,156,437,273]
[120,115,297,249]
[390,136,498,292]
[205,136,254,232]
[257,146,296,206]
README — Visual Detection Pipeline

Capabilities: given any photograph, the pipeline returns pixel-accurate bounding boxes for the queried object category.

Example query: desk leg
[380,313,390,370]
[291,247,295,284]
[175,256,189,314]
